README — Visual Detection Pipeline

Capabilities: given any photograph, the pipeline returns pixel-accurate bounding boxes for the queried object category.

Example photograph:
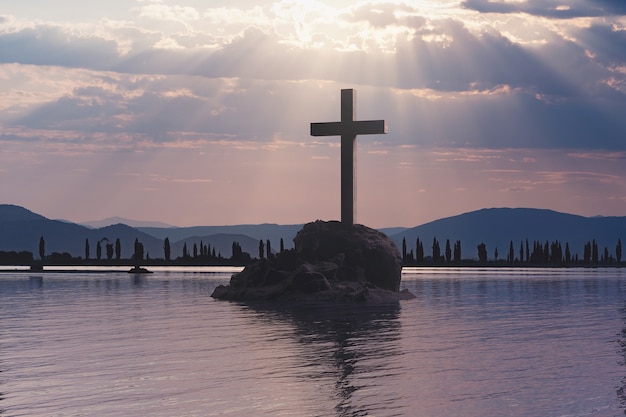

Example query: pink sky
[1,1,626,227]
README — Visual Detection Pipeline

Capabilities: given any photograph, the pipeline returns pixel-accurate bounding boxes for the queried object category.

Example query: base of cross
[211,220,415,303]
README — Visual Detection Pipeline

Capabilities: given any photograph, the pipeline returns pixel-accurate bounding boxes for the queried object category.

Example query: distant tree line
[401,237,623,267]
[2,235,622,268]
[0,235,290,267]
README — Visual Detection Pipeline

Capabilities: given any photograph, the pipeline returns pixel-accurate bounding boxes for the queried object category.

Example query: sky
[1,0,626,228]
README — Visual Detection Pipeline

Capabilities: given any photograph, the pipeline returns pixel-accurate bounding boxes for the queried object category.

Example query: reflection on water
[402,268,626,417]
[0,370,4,416]
[130,274,147,286]
[617,304,626,411]
[1,268,626,416]
[28,275,43,289]
[248,302,403,416]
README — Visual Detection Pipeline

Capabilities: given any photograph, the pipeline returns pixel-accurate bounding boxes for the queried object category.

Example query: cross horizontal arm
[310,120,387,137]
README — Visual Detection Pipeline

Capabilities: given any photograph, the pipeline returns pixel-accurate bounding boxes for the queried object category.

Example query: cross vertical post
[341,89,356,226]
[310,89,387,225]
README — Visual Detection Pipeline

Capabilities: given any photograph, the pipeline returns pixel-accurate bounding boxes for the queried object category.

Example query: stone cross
[310,89,387,225]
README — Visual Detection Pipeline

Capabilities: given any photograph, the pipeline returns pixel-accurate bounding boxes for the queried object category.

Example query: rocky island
[211,220,415,303]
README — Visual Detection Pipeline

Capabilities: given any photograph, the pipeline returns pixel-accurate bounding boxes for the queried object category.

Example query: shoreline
[1,264,624,274]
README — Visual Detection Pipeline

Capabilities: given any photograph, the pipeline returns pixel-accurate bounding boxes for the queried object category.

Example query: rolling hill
[389,208,626,260]
[137,224,303,249]
[170,233,266,259]
[0,205,288,259]
[0,204,162,259]
[2,204,625,261]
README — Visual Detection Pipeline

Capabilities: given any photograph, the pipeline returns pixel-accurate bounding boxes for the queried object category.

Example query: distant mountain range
[81,217,175,229]
[388,208,626,260]
[1,204,625,260]
[0,204,288,259]
[137,224,304,249]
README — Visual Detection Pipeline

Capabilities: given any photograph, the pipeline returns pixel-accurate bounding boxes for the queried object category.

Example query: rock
[211,220,415,303]
[128,266,153,274]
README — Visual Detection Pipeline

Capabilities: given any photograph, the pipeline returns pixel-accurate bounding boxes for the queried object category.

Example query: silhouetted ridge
[391,207,626,260]
[0,204,47,223]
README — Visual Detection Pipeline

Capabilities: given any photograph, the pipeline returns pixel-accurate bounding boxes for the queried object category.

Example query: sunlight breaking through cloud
[0,0,625,226]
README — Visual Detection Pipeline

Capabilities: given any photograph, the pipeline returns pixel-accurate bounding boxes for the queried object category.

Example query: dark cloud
[0,17,618,96]
[13,76,317,142]
[385,88,626,151]
[462,0,626,18]
[578,24,626,65]
[17,87,128,132]
[3,13,625,151]
[474,94,626,150]
[0,133,39,143]
[387,19,583,95]
[12,70,626,152]
[0,25,120,69]
[171,22,594,97]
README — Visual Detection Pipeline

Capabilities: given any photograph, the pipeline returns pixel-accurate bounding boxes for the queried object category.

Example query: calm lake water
[1,267,626,416]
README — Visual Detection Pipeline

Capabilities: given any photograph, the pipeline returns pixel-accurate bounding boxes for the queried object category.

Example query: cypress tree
[133,238,144,261]
[402,237,407,261]
[417,242,424,262]
[477,243,487,262]
[584,241,591,263]
[39,236,45,260]
[164,237,171,261]
[432,237,440,262]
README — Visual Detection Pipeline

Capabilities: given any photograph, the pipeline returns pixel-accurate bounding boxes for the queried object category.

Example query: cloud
[4,65,626,152]
[499,186,534,193]
[342,2,421,28]
[136,3,200,22]
[5,72,333,146]
[568,151,626,160]
[537,170,622,185]
[0,6,622,95]
[462,0,626,18]
[1,2,625,152]
[577,24,626,67]
[0,24,121,68]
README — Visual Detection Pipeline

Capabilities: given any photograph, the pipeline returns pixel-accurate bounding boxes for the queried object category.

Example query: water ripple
[1,269,625,416]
